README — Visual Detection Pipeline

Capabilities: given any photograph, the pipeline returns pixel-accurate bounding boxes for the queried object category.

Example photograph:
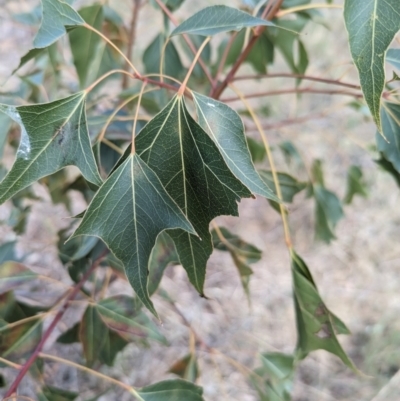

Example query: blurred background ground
[1,0,400,400]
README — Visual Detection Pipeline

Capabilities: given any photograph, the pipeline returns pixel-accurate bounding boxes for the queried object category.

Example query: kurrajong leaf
[344,0,400,131]
[343,165,367,204]
[0,92,102,205]
[132,95,252,297]
[171,5,275,37]
[34,0,84,48]
[375,153,400,187]
[71,153,196,315]
[387,48,400,70]
[138,379,204,401]
[0,262,37,295]
[69,4,104,88]
[291,252,356,371]
[377,102,400,173]
[192,92,278,201]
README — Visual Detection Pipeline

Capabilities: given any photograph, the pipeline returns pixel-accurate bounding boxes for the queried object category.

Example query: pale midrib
[0,93,85,200]
[177,99,189,216]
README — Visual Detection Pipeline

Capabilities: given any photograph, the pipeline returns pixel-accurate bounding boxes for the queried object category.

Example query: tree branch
[153,0,215,88]
[211,0,285,99]
[4,250,108,397]
[122,0,141,89]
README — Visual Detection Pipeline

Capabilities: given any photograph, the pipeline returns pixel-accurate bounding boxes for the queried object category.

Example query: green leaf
[314,185,344,243]
[344,165,368,204]
[251,352,295,401]
[41,386,78,401]
[0,92,102,205]
[259,170,306,212]
[80,305,108,366]
[69,4,104,88]
[344,0,400,131]
[143,33,184,81]
[0,241,19,264]
[138,379,204,401]
[34,0,84,48]
[377,102,400,173]
[57,322,80,344]
[192,92,278,201]
[96,295,167,344]
[171,5,275,37]
[291,251,356,371]
[150,0,185,12]
[375,153,400,187]
[387,48,400,70]
[0,262,37,294]
[169,354,199,383]
[211,226,260,298]
[133,95,251,297]
[246,137,266,163]
[147,232,179,296]
[71,153,195,315]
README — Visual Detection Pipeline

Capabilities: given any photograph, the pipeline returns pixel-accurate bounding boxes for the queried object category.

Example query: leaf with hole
[171,5,275,37]
[71,153,195,315]
[344,0,400,131]
[0,92,102,205]
[291,252,356,370]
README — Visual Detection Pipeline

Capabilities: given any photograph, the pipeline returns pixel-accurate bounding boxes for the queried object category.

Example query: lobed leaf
[71,153,195,315]
[344,0,400,131]
[0,92,102,205]
[133,95,252,297]
[171,5,275,37]
[344,165,367,204]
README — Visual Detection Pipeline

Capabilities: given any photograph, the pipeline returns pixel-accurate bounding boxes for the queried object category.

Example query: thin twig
[122,0,141,89]
[153,0,214,88]
[222,87,363,102]
[211,0,284,99]
[233,73,360,90]
[4,250,108,398]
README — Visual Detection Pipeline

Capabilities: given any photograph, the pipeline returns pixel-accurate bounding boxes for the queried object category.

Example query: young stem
[83,23,141,77]
[131,82,147,154]
[178,37,211,96]
[277,3,342,17]
[229,83,293,249]
[4,251,108,398]
[153,0,215,88]
[222,87,363,102]
[233,73,360,90]
[38,353,144,399]
[211,0,284,99]
[85,69,134,94]
[122,0,141,89]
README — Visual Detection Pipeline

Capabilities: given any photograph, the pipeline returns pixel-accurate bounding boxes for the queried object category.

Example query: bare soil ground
[1,1,400,400]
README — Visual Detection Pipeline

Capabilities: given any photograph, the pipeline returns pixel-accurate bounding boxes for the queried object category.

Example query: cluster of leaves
[1,0,400,399]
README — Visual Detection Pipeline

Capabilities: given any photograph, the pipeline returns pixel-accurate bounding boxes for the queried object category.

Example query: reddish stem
[4,251,108,397]
[211,0,284,99]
